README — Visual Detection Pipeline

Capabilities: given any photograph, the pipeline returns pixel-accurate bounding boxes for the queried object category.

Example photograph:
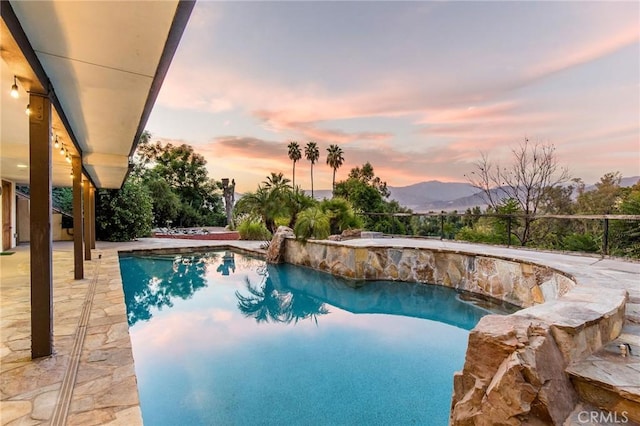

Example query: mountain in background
[387,181,479,211]
[585,176,639,192]
[297,176,639,212]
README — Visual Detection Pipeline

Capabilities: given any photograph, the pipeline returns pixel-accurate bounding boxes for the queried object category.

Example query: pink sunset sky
[146,1,640,193]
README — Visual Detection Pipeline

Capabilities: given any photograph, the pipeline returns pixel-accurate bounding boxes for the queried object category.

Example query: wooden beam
[90,185,96,249]
[83,179,91,260]
[29,93,53,358]
[72,156,83,279]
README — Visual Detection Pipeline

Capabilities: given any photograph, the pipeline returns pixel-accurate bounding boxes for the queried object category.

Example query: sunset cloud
[146,1,639,190]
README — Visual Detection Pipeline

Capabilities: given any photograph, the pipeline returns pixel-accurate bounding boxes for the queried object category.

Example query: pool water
[119,250,515,426]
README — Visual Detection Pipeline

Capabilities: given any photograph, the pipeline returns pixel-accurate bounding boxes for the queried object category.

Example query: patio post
[29,92,53,358]
[83,178,91,260]
[72,155,83,279]
[90,185,96,249]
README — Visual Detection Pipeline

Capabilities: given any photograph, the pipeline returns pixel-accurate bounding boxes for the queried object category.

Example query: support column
[72,156,83,279]
[83,179,91,260]
[90,185,96,249]
[29,93,53,358]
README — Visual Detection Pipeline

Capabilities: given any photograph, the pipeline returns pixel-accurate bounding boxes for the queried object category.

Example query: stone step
[627,303,640,324]
[566,332,640,424]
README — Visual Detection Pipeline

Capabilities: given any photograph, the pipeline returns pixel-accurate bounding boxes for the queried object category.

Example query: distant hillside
[621,176,640,187]
[302,189,333,200]
[387,181,479,210]
[585,176,639,192]
[296,176,639,212]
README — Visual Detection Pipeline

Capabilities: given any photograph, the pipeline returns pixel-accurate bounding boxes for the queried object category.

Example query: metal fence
[357,212,640,259]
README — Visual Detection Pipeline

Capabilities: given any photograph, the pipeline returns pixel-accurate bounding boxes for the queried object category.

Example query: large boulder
[265,226,294,263]
[451,315,577,425]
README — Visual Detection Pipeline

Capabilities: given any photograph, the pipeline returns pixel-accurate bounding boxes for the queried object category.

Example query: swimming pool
[119,250,516,425]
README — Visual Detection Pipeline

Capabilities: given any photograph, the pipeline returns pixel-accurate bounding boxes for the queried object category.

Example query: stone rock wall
[265,226,294,263]
[282,239,575,307]
[451,315,579,425]
[451,286,626,425]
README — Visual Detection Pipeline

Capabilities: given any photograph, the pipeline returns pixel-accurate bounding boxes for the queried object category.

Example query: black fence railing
[356,212,640,259]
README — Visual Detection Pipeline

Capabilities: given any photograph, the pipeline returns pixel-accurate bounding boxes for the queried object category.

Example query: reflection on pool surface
[119,250,516,426]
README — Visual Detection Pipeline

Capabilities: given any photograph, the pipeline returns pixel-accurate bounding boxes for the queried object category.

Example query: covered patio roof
[1,0,194,188]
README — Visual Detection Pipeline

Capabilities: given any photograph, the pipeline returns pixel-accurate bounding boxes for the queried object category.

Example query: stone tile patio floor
[0,237,638,425]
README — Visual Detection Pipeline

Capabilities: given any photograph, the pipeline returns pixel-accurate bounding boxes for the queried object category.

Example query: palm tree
[235,173,292,233]
[264,172,291,191]
[287,141,302,189]
[304,141,320,198]
[326,144,344,196]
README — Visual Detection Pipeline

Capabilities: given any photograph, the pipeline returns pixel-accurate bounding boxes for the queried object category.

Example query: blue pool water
[119,250,516,426]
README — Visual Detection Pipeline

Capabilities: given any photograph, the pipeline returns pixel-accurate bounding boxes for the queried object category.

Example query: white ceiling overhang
[1,0,194,188]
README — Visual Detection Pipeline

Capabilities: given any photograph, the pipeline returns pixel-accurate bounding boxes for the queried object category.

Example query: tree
[466,138,569,245]
[610,182,640,257]
[145,177,180,227]
[347,162,390,198]
[96,179,153,241]
[304,141,320,198]
[287,141,302,189]
[335,178,385,214]
[235,173,292,233]
[326,144,344,196]
[134,136,225,227]
[334,162,407,233]
[531,183,576,249]
[52,187,73,214]
[576,172,622,214]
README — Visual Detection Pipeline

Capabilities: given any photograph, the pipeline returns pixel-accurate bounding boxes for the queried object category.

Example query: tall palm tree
[304,141,320,198]
[326,144,344,196]
[287,141,302,189]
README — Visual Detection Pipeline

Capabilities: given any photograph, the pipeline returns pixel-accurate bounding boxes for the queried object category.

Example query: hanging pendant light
[10,76,19,98]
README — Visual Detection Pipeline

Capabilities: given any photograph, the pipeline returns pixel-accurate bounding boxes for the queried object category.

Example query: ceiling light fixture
[54,136,60,149]
[10,76,19,98]
[66,153,71,163]
[25,104,31,116]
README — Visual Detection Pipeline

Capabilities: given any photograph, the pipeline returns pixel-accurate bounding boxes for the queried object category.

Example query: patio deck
[1,238,638,425]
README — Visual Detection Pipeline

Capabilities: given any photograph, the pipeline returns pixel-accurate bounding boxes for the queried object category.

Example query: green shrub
[96,179,153,241]
[562,233,600,253]
[455,223,506,244]
[236,215,272,240]
[275,216,290,228]
[319,197,363,234]
[294,207,330,241]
